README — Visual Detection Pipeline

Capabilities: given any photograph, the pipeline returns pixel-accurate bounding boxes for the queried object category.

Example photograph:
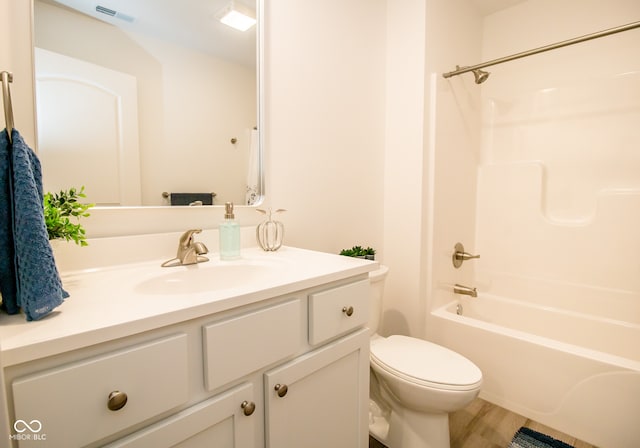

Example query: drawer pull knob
[274,383,288,397]
[241,400,256,416]
[342,306,354,317]
[107,391,128,411]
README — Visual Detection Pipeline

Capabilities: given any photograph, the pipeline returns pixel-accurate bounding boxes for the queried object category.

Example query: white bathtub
[430,294,640,448]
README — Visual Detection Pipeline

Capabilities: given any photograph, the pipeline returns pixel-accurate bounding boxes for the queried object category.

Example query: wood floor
[369,398,598,448]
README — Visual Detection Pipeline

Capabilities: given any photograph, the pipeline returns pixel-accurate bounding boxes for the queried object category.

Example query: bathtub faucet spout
[454,284,477,298]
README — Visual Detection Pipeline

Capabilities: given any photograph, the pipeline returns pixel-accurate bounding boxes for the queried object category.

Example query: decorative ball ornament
[256,208,286,251]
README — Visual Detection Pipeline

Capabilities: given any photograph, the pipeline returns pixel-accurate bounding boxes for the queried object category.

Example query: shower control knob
[241,400,256,416]
[457,252,480,261]
[274,384,288,397]
[452,242,480,268]
[342,306,354,317]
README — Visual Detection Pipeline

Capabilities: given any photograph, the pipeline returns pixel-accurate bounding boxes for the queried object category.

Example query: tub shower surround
[433,75,640,448]
[428,3,640,447]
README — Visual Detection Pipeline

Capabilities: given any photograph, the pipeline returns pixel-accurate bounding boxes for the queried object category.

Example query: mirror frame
[28,0,265,237]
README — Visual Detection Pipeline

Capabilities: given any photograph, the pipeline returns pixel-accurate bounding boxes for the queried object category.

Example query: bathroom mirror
[32,0,263,207]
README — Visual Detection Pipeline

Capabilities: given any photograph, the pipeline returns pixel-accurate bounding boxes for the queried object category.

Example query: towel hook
[1,71,14,144]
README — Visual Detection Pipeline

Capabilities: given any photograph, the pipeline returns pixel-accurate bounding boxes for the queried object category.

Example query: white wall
[378,0,427,337]
[264,0,386,255]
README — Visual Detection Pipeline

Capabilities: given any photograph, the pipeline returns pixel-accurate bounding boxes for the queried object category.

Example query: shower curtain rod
[442,20,640,80]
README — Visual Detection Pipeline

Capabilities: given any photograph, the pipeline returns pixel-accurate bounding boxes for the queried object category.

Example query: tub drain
[456,303,463,315]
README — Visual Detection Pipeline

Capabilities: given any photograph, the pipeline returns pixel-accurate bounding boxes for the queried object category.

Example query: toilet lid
[370,335,482,390]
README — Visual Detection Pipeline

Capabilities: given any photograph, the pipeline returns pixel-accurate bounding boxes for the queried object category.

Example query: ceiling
[468,0,527,16]
[44,0,525,68]
[45,0,257,68]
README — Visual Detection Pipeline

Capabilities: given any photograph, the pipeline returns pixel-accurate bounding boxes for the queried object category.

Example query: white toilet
[368,265,482,448]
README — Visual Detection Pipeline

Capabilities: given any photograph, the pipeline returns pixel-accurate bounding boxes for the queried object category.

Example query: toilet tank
[368,265,389,334]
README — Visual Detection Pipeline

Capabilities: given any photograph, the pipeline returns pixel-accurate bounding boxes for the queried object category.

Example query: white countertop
[0,246,377,367]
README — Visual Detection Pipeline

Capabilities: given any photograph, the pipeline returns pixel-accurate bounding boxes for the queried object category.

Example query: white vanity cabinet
[265,328,369,448]
[2,266,372,448]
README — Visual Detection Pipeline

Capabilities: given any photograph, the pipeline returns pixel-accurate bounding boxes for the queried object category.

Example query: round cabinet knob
[274,383,288,397]
[241,400,256,416]
[342,306,354,317]
[107,391,128,411]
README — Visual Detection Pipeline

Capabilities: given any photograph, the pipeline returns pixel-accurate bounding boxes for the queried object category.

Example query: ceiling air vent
[95,5,136,23]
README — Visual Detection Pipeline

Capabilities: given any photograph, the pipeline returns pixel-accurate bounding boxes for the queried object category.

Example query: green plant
[44,186,94,246]
[339,245,376,259]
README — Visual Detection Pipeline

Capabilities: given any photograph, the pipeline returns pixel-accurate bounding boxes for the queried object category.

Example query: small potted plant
[339,245,376,260]
[44,186,94,247]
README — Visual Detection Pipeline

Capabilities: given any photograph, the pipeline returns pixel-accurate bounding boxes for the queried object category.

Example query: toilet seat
[370,335,482,391]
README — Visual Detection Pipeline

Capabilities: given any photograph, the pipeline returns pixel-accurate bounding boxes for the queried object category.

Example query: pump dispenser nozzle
[224,202,235,219]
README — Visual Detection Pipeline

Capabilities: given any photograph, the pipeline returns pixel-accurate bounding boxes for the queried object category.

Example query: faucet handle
[456,251,480,261]
[179,229,202,247]
[452,242,480,268]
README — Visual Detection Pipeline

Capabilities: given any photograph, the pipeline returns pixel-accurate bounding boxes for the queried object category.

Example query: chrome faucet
[161,229,209,267]
[454,284,477,298]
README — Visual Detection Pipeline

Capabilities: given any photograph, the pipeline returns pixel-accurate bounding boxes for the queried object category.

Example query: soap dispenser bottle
[219,202,241,260]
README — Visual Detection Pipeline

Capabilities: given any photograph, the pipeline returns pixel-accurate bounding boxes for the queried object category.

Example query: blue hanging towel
[0,129,67,321]
[0,129,17,313]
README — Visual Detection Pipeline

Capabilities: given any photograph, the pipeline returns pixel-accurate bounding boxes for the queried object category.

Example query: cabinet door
[105,383,257,448]
[264,328,370,448]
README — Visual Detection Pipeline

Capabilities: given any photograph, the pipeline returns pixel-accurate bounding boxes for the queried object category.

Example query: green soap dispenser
[219,202,241,260]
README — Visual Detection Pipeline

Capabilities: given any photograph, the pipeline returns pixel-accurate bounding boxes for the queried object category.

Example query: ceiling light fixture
[216,1,256,32]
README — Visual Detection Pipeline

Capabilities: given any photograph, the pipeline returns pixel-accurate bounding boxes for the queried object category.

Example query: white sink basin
[134,259,284,295]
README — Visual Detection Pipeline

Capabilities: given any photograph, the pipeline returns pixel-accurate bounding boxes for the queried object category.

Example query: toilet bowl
[368,266,482,448]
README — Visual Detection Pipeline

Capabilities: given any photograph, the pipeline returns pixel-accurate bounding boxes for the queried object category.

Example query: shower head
[473,69,490,84]
[449,65,491,85]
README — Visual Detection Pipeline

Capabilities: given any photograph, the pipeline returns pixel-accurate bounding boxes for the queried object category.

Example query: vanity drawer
[104,383,255,448]
[308,279,370,345]
[12,334,189,448]
[203,298,302,391]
